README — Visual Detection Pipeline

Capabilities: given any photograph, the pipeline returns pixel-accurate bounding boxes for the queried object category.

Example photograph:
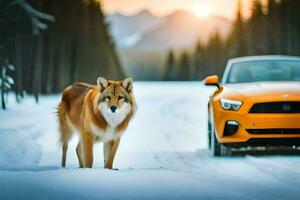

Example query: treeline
[164,0,300,81]
[1,0,122,105]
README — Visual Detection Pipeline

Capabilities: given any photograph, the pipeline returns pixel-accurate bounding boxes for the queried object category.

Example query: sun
[192,4,211,18]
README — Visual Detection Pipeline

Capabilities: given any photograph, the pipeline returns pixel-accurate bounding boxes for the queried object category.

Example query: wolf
[57,77,136,169]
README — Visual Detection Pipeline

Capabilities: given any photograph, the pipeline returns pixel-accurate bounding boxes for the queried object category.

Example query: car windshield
[226,60,300,83]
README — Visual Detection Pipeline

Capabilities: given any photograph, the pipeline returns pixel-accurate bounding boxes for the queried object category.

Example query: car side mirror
[203,75,220,88]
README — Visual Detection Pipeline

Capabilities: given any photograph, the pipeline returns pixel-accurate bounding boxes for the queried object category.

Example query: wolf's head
[97,77,134,128]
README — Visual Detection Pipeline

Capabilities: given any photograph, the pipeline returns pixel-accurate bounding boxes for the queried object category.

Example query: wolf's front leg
[103,141,112,163]
[82,133,94,168]
[104,138,120,169]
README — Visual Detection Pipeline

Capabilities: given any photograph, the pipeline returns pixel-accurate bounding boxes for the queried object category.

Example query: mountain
[106,10,164,48]
[106,9,233,50]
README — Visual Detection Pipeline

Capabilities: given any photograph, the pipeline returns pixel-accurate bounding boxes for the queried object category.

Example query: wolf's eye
[105,95,111,101]
[118,96,124,100]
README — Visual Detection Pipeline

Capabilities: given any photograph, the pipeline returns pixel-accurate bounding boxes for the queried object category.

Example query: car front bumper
[212,98,300,145]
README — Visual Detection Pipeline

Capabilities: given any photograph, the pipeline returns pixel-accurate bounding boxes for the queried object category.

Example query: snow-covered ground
[1,82,300,199]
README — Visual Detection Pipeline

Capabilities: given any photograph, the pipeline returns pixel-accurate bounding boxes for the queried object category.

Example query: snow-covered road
[1,82,300,199]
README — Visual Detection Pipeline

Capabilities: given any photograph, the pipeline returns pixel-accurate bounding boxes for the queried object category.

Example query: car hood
[221,82,300,100]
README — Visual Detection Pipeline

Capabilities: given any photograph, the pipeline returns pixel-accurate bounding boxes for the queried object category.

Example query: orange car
[204,55,300,156]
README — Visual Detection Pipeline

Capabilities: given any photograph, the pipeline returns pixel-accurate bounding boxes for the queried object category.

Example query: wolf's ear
[121,77,133,92]
[97,76,108,91]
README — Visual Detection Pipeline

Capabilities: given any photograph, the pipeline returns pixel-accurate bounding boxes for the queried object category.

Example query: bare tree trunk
[33,34,43,103]
[15,22,23,103]
[46,40,54,94]
[1,67,6,110]
[0,43,6,110]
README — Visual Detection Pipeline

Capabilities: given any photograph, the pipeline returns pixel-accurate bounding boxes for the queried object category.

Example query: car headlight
[220,99,242,111]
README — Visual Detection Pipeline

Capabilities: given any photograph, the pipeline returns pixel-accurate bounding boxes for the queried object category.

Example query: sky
[100,0,254,19]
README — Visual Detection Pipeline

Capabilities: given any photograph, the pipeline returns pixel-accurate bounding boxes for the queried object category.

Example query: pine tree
[284,0,300,55]
[164,50,176,81]
[266,0,279,54]
[0,0,124,103]
[247,0,267,54]
[252,0,264,16]
[0,51,15,110]
[0,0,54,108]
[193,41,205,80]
[227,0,248,57]
[205,32,224,76]
[178,51,190,80]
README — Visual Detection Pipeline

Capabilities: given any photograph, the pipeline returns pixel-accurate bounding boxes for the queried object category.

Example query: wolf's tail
[57,102,73,168]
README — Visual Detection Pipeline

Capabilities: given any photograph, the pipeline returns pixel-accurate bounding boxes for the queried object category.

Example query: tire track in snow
[245,156,300,187]
[161,98,196,124]
[153,151,300,199]
[159,97,203,151]
[152,151,254,199]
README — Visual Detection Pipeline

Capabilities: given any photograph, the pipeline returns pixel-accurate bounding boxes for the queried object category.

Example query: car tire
[207,120,212,149]
[220,144,232,157]
[211,127,221,156]
[208,107,231,157]
[210,121,232,157]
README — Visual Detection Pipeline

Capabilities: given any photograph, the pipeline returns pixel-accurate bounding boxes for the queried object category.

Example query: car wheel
[210,124,232,157]
[220,145,232,157]
[207,120,212,149]
[211,128,221,156]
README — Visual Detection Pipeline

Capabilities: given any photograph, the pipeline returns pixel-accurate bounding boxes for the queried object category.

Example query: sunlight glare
[193,4,211,18]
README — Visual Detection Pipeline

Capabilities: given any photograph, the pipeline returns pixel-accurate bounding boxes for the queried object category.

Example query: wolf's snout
[110,105,117,113]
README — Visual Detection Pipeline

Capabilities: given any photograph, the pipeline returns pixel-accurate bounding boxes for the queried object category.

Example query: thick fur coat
[57,77,136,169]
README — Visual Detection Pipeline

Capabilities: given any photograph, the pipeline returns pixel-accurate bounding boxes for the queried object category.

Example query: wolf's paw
[105,167,119,170]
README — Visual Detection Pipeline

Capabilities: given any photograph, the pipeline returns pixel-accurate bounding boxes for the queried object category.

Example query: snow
[0,82,300,199]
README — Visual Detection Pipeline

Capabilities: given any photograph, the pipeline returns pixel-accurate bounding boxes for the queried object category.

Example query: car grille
[249,102,300,113]
[246,128,300,134]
